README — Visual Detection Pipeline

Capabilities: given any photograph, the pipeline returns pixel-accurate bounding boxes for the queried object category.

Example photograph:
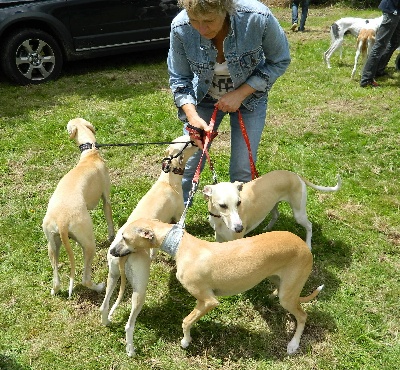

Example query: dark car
[0,0,178,85]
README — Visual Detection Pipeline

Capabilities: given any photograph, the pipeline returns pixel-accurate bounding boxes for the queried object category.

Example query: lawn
[0,5,399,370]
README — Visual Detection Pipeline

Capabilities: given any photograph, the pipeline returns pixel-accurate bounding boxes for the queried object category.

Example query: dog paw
[93,282,105,292]
[126,344,136,357]
[287,338,300,355]
[180,337,191,349]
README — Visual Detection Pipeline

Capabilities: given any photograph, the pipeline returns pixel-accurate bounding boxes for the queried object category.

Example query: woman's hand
[215,83,256,112]
[182,104,212,149]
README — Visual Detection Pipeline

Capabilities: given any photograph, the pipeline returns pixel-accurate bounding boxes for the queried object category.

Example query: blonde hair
[178,0,236,16]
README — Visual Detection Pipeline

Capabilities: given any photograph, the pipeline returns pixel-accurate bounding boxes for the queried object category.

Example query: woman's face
[187,11,227,39]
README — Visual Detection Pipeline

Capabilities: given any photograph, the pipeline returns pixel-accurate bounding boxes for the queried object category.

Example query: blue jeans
[361,12,400,85]
[180,95,267,204]
[292,0,309,31]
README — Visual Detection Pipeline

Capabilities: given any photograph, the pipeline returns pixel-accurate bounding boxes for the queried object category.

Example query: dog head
[162,135,199,173]
[203,181,244,233]
[67,118,96,146]
[109,221,156,257]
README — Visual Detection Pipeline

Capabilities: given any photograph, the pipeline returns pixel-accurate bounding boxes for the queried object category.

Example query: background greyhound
[323,15,382,69]
[99,135,198,357]
[110,218,324,355]
[42,118,114,298]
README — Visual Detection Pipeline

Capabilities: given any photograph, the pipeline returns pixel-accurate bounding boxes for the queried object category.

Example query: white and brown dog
[323,15,382,69]
[99,136,198,357]
[110,218,324,355]
[203,170,341,248]
[42,118,115,298]
[351,28,376,78]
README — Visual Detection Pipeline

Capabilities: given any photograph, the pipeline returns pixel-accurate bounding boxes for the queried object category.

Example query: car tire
[395,53,400,71]
[1,28,63,85]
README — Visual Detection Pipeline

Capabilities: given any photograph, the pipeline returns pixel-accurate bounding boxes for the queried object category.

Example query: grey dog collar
[160,224,184,257]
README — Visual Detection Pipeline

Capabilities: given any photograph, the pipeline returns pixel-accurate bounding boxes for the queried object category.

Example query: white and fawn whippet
[99,136,198,357]
[324,15,382,69]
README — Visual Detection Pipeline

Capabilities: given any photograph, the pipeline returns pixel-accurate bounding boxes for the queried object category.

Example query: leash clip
[161,156,172,173]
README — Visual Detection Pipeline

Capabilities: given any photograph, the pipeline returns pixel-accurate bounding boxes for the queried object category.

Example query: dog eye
[237,200,241,207]
[219,204,228,209]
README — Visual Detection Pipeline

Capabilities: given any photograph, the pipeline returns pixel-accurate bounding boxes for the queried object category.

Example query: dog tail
[108,255,129,317]
[300,174,341,192]
[59,226,75,299]
[300,285,324,303]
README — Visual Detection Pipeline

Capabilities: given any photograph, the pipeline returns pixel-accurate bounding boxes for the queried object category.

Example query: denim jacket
[167,0,291,111]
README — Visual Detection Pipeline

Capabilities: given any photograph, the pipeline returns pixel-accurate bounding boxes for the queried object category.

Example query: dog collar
[79,142,98,152]
[160,224,184,257]
[209,211,221,218]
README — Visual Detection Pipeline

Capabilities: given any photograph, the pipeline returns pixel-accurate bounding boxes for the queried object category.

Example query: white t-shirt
[207,61,234,100]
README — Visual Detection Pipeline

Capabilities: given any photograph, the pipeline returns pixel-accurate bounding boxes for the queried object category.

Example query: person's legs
[361,13,398,86]
[291,1,299,31]
[180,97,226,204]
[376,17,400,76]
[299,0,309,31]
[229,98,267,183]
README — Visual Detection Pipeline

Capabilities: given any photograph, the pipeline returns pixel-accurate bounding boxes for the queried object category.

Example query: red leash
[186,107,218,185]
[237,109,259,180]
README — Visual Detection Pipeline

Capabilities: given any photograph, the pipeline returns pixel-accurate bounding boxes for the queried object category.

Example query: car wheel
[1,28,63,85]
[395,53,400,71]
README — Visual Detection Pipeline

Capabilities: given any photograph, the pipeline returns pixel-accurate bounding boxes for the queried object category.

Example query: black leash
[94,141,192,148]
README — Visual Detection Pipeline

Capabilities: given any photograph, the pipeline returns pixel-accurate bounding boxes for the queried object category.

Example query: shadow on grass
[0,48,170,119]
[0,355,30,370]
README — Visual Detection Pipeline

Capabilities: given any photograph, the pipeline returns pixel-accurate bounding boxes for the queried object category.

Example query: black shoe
[360,80,379,88]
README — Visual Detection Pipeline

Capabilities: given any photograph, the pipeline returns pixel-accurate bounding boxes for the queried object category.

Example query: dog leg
[352,42,362,78]
[325,39,343,68]
[100,255,121,325]
[181,297,219,348]
[46,234,62,296]
[76,226,105,293]
[264,203,280,231]
[279,292,307,354]
[124,252,151,357]
[102,193,115,242]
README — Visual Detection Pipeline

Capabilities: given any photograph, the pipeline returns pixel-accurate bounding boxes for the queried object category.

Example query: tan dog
[203,170,341,248]
[110,218,324,355]
[99,136,198,357]
[42,118,114,298]
[351,28,376,79]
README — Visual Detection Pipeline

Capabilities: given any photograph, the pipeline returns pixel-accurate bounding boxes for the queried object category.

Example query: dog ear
[203,185,213,199]
[83,120,96,134]
[136,227,155,240]
[67,122,77,139]
[234,181,244,192]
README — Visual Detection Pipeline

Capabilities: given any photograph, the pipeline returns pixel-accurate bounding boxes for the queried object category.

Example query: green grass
[1,6,399,370]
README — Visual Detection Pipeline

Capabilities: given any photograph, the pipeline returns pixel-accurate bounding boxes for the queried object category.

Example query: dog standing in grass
[110,218,324,355]
[323,15,382,69]
[99,136,198,357]
[42,118,114,298]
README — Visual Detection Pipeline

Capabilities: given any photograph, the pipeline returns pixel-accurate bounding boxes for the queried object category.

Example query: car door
[67,0,178,51]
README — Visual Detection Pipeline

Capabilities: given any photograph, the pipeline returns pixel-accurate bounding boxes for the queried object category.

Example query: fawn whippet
[99,136,198,357]
[110,218,324,355]
[203,170,341,248]
[42,118,114,298]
